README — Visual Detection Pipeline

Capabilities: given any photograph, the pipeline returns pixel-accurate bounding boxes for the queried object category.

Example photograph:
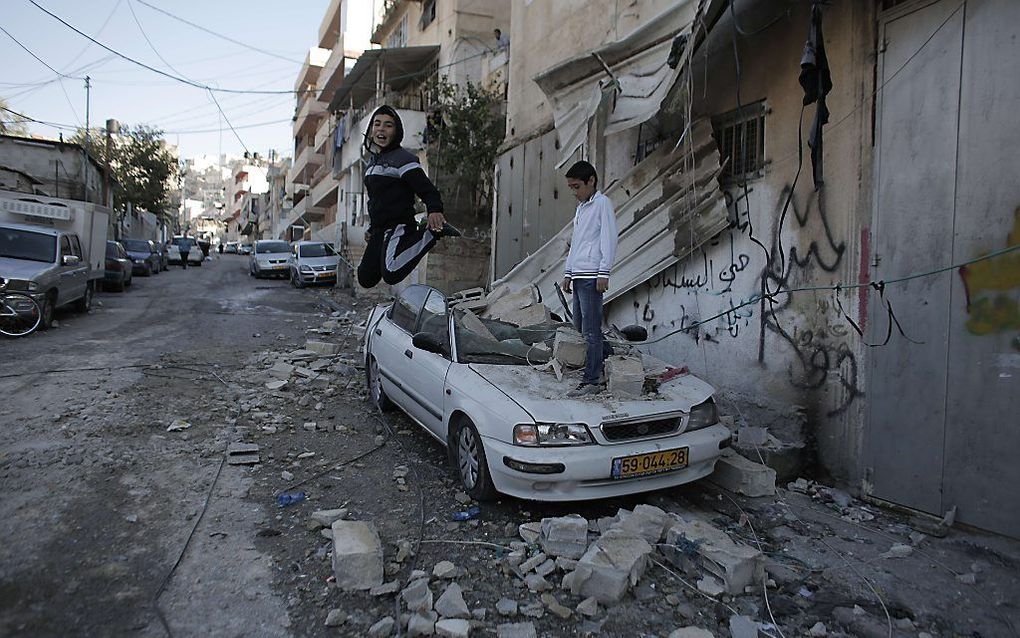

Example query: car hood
[0,256,52,279]
[467,362,715,425]
[125,250,151,259]
[256,251,290,260]
[298,256,338,267]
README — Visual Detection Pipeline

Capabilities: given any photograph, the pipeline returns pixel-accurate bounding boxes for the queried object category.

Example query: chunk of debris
[408,611,438,637]
[808,621,827,636]
[605,355,645,397]
[268,362,295,379]
[433,560,458,579]
[611,505,671,544]
[496,598,518,616]
[553,327,586,368]
[435,618,470,638]
[728,615,758,638]
[484,286,550,327]
[880,543,913,559]
[524,573,551,592]
[668,629,715,638]
[330,520,384,591]
[401,577,434,612]
[369,616,395,632]
[265,380,288,391]
[395,539,414,563]
[576,596,598,617]
[570,529,652,604]
[664,518,764,595]
[310,508,348,528]
[434,582,470,619]
[459,310,497,341]
[370,581,401,596]
[280,471,294,481]
[324,609,346,627]
[305,340,340,356]
[710,449,776,497]
[166,418,191,432]
[539,515,589,559]
[519,522,541,544]
[226,443,260,465]
[540,593,572,619]
[518,552,547,573]
[696,576,725,597]
[736,426,769,447]
[496,622,538,638]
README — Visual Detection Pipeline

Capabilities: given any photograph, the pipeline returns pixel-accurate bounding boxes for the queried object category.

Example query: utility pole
[83,76,91,203]
[104,119,119,235]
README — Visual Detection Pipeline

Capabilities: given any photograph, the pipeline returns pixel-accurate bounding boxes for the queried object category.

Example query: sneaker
[567,383,600,398]
[431,221,462,238]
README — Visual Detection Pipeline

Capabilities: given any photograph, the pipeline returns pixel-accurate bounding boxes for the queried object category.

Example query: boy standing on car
[357,105,459,289]
[561,161,618,397]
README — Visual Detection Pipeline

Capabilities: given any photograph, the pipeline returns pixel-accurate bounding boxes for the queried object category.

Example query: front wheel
[0,292,42,337]
[290,270,305,288]
[452,419,497,501]
[73,284,93,313]
[38,293,55,330]
[367,356,395,412]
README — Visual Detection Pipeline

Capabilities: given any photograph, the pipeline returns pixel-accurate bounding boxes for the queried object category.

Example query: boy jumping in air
[561,160,618,397]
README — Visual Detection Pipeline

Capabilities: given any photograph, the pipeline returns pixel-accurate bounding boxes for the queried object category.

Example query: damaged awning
[327,45,440,112]
[489,118,730,309]
[535,0,700,167]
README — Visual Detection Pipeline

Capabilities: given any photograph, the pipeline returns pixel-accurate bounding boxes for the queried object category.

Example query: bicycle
[0,278,43,337]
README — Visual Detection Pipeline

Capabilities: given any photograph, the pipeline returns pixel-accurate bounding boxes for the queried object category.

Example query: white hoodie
[564,191,618,280]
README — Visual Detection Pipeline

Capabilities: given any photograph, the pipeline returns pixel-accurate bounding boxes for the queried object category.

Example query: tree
[0,98,28,136]
[71,124,179,226]
[427,78,505,226]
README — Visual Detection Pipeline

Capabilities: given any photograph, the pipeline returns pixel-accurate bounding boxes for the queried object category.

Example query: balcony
[318,0,342,48]
[311,170,339,208]
[327,45,439,113]
[293,95,328,139]
[314,116,334,156]
[318,46,348,101]
[280,194,327,233]
[292,143,326,185]
[294,47,331,93]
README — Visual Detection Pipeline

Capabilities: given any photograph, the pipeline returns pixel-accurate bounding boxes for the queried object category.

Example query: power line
[134,0,304,65]
[1,104,290,136]
[0,23,83,79]
[125,0,187,77]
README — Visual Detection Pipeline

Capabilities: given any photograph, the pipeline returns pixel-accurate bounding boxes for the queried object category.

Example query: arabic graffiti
[958,207,1020,341]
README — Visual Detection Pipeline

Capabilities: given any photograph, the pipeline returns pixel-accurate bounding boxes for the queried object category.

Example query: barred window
[712,101,767,185]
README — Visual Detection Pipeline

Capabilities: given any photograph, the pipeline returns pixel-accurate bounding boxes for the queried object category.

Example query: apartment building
[279,0,373,247]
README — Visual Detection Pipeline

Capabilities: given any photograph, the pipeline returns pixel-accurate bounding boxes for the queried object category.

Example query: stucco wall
[603,1,875,482]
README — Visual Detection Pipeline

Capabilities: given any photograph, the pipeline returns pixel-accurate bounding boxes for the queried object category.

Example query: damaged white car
[363,284,731,501]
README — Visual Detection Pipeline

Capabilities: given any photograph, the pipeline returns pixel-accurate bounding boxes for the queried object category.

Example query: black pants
[357,222,437,288]
[180,251,189,269]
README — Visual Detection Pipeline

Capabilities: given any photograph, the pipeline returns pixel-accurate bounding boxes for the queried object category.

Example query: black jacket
[364,147,444,230]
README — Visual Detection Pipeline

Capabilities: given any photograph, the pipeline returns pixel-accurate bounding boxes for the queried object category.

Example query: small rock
[880,543,913,559]
[576,596,598,617]
[435,618,470,638]
[518,552,547,574]
[524,573,551,592]
[303,422,317,431]
[496,622,537,638]
[370,581,401,596]
[668,629,715,638]
[518,601,545,619]
[280,471,294,481]
[434,583,470,619]
[433,561,457,579]
[495,598,518,617]
[808,621,827,636]
[408,611,438,637]
[324,609,346,627]
[368,616,396,637]
[957,572,977,585]
[728,615,757,638]
[696,576,725,597]
[396,539,414,563]
[470,608,486,621]
[534,559,556,577]
[519,522,541,544]
[401,577,434,612]
[540,593,571,619]
[454,491,471,505]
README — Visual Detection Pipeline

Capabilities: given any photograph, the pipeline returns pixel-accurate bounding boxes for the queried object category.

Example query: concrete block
[524,573,551,592]
[435,618,471,638]
[368,616,396,637]
[401,578,434,612]
[736,426,769,446]
[553,327,586,368]
[665,518,764,595]
[305,340,340,356]
[268,362,294,379]
[710,449,776,497]
[668,629,715,638]
[331,521,384,591]
[485,287,550,327]
[407,610,438,636]
[434,582,470,619]
[518,552,547,573]
[496,622,537,638]
[574,529,652,604]
[286,349,317,360]
[612,505,670,544]
[539,515,589,559]
[606,355,645,397]
[729,615,759,638]
[310,508,347,528]
[264,380,288,391]
[459,309,497,341]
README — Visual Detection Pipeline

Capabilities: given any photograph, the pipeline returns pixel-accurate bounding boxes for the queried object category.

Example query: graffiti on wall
[959,208,1020,342]
[634,181,864,415]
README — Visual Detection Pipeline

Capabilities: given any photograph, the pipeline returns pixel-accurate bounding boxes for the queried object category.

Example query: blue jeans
[571,278,611,385]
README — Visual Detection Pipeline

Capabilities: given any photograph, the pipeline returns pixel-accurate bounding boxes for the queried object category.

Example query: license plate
[611,447,688,479]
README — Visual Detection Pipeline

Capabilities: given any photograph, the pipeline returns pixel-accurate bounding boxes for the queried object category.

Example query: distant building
[0,133,106,205]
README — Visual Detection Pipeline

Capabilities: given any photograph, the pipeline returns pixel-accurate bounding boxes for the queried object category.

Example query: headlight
[513,422,593,446]
[299,265,313,272]
[133,259,143,264]
[5,279,36,292]
[686,398,719,431]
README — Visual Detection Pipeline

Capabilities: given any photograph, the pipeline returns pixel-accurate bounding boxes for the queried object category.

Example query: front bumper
[482,422,731,501]
[298,270,337,283]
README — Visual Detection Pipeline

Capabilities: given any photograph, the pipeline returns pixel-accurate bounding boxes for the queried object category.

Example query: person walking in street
[356,105,459,289]
[561,160,618,397]
[178,234,194,270]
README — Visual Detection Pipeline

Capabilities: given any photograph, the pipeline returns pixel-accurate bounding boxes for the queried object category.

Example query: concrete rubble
[664,517,764,595]
[709,449,777,497]
[552,327,586,368]
[331,520,384,591]
[482,285,550,328]
[605,354,645,397]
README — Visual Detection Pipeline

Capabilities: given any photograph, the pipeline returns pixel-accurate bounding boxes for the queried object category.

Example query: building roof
[328,45,440,112]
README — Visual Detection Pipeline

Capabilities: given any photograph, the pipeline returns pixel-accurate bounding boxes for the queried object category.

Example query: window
[60,236,72,259]
[419,289,449,349]
[390,284,430,333]
[712,101,767,185]
[386,13,408,48]
[420,0,437,30]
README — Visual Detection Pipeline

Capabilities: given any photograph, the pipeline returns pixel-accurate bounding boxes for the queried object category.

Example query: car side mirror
[620,325,648,342]
[412,331,446,355]
[62,255,81,266]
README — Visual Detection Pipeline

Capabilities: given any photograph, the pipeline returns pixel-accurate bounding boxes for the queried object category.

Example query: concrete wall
[603,1,876,482]
[0,135,105,204]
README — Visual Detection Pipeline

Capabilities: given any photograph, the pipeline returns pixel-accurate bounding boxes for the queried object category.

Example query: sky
[1,0,333,162]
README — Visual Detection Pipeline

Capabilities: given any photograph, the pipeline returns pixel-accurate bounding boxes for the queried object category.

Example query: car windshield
[299,243,335,258]
[0,228,57,263]
[122,239,151,252]
[106,242,121,258]
[256,241,289,254]
[452,309,556,365]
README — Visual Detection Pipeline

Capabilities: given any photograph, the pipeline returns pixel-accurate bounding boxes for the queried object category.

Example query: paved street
[2,255,1018,638]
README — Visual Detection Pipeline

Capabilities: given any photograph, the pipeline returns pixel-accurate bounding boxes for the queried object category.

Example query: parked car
[239,243,253,255]
[152,241,169,271]
[223,242,239,254]
[288,241,339,288]
[103,240,133,292]
[167,236,204,267]
[120,238,162,276]
[363,284,731,501]
[250,240,291,278]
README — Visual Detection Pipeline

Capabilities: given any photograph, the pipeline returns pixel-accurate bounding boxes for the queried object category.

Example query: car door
[372,284,430,421]
[400,289,453,438]
[56,235,81,304]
